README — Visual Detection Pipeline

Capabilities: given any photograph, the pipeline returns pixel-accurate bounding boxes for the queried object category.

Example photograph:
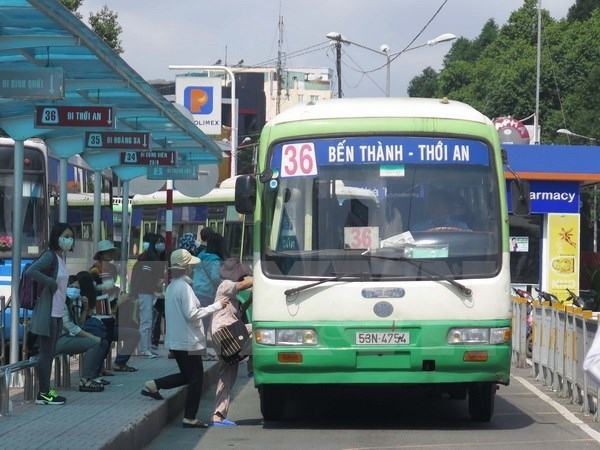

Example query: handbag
[212,320,250,364]
[584,327,600,385]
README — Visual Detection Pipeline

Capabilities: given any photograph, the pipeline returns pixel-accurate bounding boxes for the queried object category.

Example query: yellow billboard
[546,213,579,302]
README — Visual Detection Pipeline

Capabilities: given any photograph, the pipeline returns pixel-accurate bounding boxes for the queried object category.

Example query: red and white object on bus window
[281,143,318,177]
[344,227,380,249]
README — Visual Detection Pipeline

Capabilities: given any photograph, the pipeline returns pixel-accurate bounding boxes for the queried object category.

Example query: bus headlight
[448,327,511,345]
[254,329,318,346]
[489,327,511,344]
[255,329,275,345]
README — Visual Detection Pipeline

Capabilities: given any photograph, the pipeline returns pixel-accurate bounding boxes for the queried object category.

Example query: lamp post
[326,32,456,97]
[556,128,597,143]
[169,64,238,176]
[557,128,598,251]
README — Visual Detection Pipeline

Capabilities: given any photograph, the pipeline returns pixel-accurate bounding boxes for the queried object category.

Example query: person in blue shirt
[412,189,470,232]
[192,232,227,360]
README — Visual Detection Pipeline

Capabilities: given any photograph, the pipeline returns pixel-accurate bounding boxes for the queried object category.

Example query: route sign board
[0,67,64,99]
[120,150,176,166]
[179,152,209,163]
[34,105,113,128]
[147,165,199,180]
[85,131,150,150]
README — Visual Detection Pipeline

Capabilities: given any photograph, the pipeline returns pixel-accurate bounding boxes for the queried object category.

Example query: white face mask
[58,236,74,251]
[155,243,166,252]
[66,287,80,298]
[142,242,150,251]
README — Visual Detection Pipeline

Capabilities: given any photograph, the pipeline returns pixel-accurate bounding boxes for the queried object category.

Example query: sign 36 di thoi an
[120,151,176,166]
[85,131,150,150]
[1,67,64,99]
[34,105,113,128]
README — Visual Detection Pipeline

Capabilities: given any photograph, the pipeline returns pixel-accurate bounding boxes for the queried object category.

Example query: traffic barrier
[511,296,528,368]
[512,297,600,420]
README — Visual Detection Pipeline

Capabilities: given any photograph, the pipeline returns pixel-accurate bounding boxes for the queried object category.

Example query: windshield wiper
[363,249,472,297]
[284,273,369,297]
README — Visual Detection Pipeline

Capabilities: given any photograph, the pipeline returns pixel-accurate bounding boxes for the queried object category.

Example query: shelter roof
[0,0,220,177]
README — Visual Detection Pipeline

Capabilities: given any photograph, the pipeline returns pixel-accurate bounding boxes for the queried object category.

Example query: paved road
[147,366,600,450]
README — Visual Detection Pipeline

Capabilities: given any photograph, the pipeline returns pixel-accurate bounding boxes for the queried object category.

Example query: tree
[407,67,438,98]
[59,0,123,54]
[567,0,600,22]
[59,0,83,18]
[88,6,124,54]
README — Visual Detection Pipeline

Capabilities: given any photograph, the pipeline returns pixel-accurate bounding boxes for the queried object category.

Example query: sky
[79,0,574,97]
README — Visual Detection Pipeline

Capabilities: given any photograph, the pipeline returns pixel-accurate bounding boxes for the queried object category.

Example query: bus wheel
[468,383,495,422]
[259,386,285,421]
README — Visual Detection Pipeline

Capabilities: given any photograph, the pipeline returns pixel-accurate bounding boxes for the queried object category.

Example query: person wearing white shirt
[141,249,228,428]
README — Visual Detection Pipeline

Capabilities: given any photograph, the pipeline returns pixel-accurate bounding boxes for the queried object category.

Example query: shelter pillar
[93,170,102,249]
[9,140,24,365]
[120,180,129,292]
[59,157,68,222]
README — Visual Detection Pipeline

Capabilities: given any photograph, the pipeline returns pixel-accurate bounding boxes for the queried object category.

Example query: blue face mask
[155,243,166,252]
[66,287,80,298]
[142,242,150,251]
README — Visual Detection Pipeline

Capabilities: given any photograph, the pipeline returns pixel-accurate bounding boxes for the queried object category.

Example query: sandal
[113,364,138,372]
[182,420,209,428]
[79,379,104,392]
[141,388,164,400]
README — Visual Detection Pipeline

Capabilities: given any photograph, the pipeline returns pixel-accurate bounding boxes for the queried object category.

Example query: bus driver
[412,189,470,232]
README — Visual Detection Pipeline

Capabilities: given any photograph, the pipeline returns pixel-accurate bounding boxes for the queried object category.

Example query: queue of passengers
[26,222,253,428]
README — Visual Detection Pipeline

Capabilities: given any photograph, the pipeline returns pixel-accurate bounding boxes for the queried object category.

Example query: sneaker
[141,350,158,359]
[211,419,237,427]
[36,391,66,405]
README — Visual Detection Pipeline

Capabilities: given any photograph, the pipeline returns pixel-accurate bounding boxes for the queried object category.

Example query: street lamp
[556,128,597,143]
[326,32,456,97]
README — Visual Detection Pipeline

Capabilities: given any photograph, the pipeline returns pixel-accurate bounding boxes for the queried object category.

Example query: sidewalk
[0,348,218,450]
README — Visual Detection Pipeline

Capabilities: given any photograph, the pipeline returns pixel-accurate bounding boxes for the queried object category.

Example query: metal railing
[512,297,600,420]
[0,358,37,416]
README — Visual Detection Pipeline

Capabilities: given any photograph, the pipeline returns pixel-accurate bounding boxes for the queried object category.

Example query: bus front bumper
[251,320,511,386]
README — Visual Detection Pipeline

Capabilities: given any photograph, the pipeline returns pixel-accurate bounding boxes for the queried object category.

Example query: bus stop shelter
[0,0,221,364]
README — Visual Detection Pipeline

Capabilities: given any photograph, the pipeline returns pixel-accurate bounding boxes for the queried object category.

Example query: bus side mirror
[511,179,530,216]
[235,175,256,214]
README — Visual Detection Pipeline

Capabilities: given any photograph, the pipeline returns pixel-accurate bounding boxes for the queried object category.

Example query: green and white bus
[236,97,526,422]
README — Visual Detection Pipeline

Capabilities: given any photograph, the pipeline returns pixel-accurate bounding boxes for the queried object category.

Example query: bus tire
[259,385,285,421]
[468,383,495,422]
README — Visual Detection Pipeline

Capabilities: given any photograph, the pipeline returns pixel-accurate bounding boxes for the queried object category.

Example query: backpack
[19,251,57,310]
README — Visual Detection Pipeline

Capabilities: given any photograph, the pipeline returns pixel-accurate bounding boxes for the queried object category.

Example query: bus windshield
[262,136,501,280]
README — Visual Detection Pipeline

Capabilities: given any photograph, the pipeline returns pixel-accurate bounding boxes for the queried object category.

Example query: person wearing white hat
[141,249,229,428]
[90,240,119,314]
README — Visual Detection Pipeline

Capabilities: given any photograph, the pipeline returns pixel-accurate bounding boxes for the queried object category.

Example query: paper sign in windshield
[344,227,380,249]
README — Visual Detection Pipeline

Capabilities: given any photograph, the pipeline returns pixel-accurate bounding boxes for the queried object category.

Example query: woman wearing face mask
[130,233,167,357]
[141,249,228,428]
[26,222,74,405]
[54,276,109,392]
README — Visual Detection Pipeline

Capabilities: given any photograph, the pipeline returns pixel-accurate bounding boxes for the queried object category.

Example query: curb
[101,362,221,450]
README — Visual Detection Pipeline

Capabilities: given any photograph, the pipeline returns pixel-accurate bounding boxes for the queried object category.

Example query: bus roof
[267,97,491,127]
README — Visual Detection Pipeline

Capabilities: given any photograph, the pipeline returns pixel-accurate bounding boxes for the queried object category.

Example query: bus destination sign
[35,105,113,128]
